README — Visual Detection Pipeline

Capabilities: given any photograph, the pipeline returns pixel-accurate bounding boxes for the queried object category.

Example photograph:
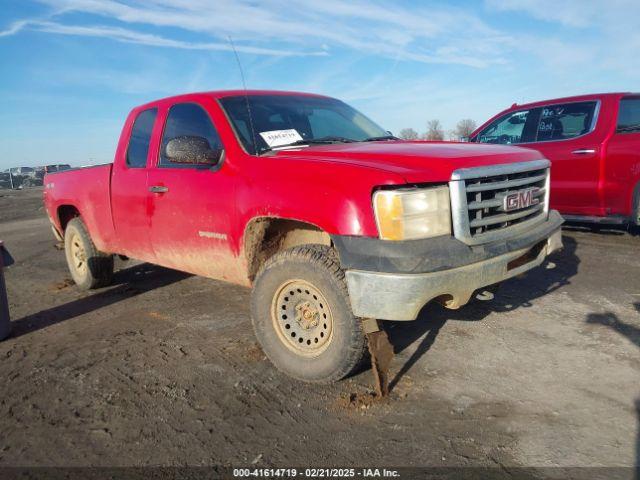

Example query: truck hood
[272,141,544,183]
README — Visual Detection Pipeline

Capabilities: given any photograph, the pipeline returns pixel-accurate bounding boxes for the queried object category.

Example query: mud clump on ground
[336,391,382,410]
[50,278,74,291]
[245,342,266,362]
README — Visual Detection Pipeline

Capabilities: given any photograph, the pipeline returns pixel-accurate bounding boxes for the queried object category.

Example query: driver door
[147,101,238,281]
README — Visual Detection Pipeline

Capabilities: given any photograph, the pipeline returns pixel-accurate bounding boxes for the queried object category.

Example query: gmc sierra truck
[471,92,640,227]
[43,90,563,383]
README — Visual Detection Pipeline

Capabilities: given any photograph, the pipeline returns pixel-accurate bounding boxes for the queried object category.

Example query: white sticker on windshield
[259,129,303,148]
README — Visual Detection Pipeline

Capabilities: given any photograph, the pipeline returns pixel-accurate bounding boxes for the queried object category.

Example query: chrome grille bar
[469,204,544,228]
[449,159,551,245]
[464,173,547,193]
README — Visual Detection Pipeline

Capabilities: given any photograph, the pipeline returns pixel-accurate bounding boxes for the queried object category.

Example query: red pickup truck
[470,93,640,226]
[43,90,563,383]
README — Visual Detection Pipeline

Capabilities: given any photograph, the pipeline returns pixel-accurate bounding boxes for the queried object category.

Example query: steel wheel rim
[271,279,334,357]
[69,232,87,276]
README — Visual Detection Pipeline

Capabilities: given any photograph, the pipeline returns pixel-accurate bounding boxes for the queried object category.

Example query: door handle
[571,149,596,155]
[149,185,169,193]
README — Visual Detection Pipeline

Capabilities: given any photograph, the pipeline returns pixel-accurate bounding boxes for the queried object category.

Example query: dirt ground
[0,187,638,474]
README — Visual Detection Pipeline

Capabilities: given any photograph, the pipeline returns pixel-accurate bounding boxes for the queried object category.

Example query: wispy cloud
[9,0,511,67]
[0,19,327,56]
[35,21,326,56]
[0,20,29,37]
[485,0,600,27]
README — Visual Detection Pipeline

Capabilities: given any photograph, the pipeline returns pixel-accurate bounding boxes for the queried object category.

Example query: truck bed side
[43,164,117,253]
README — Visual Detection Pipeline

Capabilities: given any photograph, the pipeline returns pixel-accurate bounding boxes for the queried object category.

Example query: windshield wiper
[294,136,357,145]
[273,136,357,150]
[617,124,640,133]
[362,135,399,142]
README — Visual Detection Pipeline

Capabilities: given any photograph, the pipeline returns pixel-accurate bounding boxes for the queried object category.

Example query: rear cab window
[127,108,158,168]
[616,97,640,133]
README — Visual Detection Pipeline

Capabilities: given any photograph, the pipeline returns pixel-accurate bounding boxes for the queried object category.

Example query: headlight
[373,186,451,241]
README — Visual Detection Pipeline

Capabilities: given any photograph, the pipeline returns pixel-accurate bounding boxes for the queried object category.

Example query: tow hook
[362,318,394,398]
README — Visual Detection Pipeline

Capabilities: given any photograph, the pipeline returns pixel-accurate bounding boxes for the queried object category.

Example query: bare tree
[453,119,477,141]
[398,128,419,140]
[422,120,444,141]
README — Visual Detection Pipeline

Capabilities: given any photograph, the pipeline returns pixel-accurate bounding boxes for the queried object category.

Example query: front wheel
[251,245,367,383]
[64,217,114,290]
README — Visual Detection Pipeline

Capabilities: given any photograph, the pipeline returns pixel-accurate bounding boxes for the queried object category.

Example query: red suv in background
[470,93,640,227]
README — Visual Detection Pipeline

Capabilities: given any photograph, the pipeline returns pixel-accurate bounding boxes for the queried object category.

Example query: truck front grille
[449,160,550,245]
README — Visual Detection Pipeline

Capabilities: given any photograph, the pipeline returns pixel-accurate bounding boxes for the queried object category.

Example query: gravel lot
[0,187,638,475]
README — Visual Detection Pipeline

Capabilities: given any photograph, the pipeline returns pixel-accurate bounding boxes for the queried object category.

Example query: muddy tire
[633,183,640,226]
[64,217,114,290]
[629,183,640,235]
[251,245,367,383]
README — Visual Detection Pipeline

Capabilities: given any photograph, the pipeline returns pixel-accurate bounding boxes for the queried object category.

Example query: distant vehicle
[43,90,563,383]
[0,165,71,189]
[2,167,33,188]
[0,172,11,189]
[3,166,45,188]
[471,93,640,226]
[6,167,35,175]
[33,166,46,182]
[43,164,71,174]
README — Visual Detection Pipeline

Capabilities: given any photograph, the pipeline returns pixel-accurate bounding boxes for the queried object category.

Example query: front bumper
[343,216,563,321]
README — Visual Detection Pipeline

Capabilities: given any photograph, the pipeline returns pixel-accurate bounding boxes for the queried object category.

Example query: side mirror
[165,136,222,165]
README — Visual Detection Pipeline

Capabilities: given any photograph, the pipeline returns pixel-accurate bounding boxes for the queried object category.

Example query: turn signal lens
[373,186,451,241]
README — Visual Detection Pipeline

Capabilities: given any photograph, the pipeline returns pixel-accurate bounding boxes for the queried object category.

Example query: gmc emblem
[501,188,540,212]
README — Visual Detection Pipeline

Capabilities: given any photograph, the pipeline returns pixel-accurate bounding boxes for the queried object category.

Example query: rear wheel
[630,184,640,235]
[64,217,114,290]
[633,185,640,226]
[251,245,367,383]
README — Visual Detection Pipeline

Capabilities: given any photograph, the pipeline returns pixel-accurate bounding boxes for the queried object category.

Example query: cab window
[159,103,223,167]
[616,97,640,133]
[126,108,157,168]
[535,102,597,141]
[476,110,535,144]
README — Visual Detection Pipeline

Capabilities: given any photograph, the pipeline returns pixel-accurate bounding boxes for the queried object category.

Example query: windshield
[218,95,389,155]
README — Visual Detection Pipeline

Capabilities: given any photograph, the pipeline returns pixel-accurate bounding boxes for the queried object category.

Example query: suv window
[159,103,222,167]
[617,97,640,133]
[535,101,596,141]
[127,108,157,168]
[476,110,534,144]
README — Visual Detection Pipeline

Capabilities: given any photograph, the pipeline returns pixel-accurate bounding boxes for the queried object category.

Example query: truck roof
[135,90,331,111]
[510,92,639,110]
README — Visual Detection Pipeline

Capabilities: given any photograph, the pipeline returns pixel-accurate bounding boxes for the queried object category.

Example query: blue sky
[0,0,638,169]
